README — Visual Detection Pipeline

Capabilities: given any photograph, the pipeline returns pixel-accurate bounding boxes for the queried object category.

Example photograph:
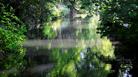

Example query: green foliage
[0,3,26,76]
[92,0,138,66]
[49,48,82,77]
[0,0,122,77]
[43,23,57,39]
[84,0,138,76]
[75,15,114,77]
[86,0,138,48]
[9,0,64,39]
[49,14,115,77]
[76,48,112,77]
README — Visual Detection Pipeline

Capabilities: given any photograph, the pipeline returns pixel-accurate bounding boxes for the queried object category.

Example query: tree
[87,0,138,76]
[0,2,26,77]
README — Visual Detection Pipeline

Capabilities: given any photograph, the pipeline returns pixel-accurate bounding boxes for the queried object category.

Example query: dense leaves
[0,3,26,77]
[89,0,138,76]
[1,0,137,77]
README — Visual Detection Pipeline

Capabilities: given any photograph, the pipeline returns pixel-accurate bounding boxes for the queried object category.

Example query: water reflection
[24,10,115,77]
[42,14,115,77]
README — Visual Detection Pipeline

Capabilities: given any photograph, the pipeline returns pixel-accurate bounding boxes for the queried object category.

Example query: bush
[0,3,26,76]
